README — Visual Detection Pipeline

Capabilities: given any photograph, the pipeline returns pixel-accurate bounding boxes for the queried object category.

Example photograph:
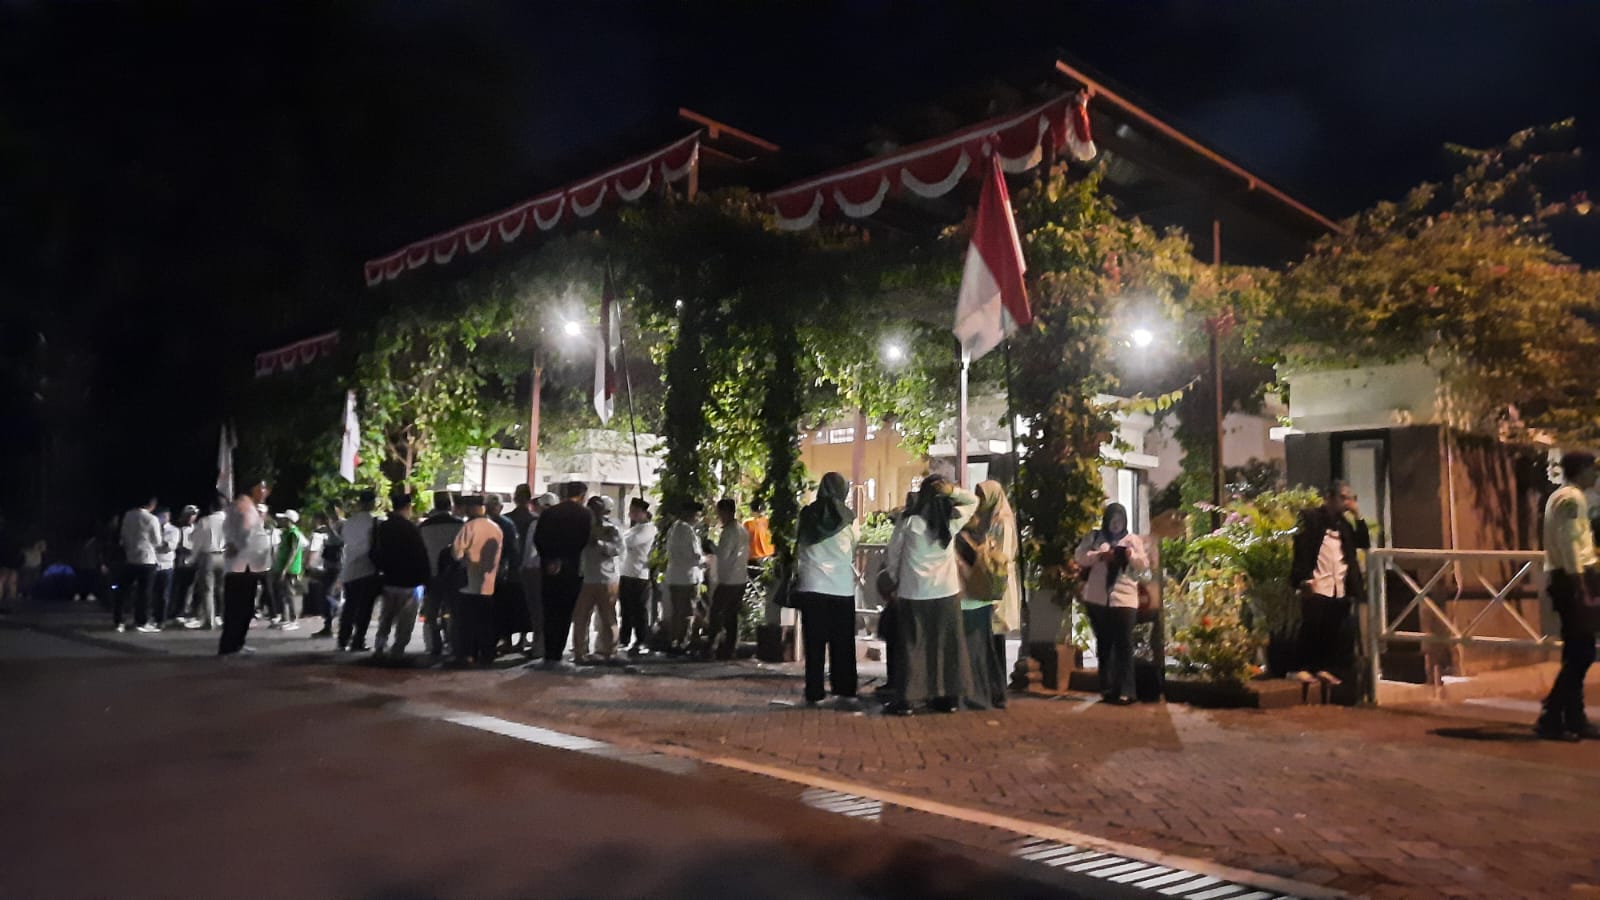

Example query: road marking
[421,706,1339,899]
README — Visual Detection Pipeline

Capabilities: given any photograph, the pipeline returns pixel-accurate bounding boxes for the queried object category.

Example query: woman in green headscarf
[795,472,860,707]
[956,480,1019,709]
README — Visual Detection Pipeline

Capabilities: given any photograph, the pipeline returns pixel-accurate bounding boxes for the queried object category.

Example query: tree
[1267,122,1600,440]
[1006,167,1205,586]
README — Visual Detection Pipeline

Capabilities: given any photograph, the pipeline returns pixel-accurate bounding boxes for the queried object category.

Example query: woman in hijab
[795,472,861,708]
[956,480,1019,709]
[882,474,979,715]
[1073,502,1149,705]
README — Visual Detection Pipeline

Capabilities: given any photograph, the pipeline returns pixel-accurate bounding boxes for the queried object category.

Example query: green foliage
[1005,167,1213,587]
[1168,487,1321,684]
[1167,583,1259,687]
[1268,121,1600,440]
[860,511,897,545]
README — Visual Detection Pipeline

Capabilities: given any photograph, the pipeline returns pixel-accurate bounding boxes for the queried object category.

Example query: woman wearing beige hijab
[956,480,1020,709]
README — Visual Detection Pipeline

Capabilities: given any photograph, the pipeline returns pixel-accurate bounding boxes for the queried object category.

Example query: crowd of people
[32,465,1547,728]
[27,469,1069,716]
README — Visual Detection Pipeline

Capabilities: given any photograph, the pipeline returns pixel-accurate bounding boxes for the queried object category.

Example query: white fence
[1364,548,1554,703]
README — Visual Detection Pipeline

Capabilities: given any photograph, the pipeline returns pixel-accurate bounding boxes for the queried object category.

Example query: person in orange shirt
[744,499,774,572]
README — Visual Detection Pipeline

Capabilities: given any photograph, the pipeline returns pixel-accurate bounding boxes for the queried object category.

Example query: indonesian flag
[339,390,360,483]
[215,422,237,499]
[952,153,1031,361]
[594,268,619,425]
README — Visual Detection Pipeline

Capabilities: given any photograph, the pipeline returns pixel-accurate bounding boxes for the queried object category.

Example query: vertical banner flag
[215,422,237,499]
[952,153,1032,361]
[339,390,360,483]
[594,267,619,424]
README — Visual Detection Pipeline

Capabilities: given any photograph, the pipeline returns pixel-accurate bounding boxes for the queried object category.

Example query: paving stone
[291,657,1600,898]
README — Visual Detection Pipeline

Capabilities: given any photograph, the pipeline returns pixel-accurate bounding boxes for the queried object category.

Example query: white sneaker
[115,624,128,633]
[183,620,203,630]
[280,621,300,631]
[136,624,160,634]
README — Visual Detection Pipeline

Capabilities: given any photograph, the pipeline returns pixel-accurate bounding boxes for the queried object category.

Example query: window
[828,427,855,444]
[866,478,877,501]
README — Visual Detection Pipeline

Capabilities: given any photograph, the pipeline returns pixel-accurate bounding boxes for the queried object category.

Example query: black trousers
[618,576,650,648]
[152,568,174,622]
[800,592,858,702]
[708,584,744,660]
[1542,570,1597,730]
[878,601,904,694]
[454,592,497,665]
[115,563,156,627]
[219,571,264,654]
[167,565,196,622]
[542,567,582,662]
[1299,593,1354,674]
[338,574,383,649]
[1084,602,1137,701]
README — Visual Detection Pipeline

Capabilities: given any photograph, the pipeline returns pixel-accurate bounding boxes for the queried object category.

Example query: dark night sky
[2,0,1599,534]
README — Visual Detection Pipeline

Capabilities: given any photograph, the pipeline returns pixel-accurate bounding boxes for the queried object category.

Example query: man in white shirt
[451,495,503,666]
[618,498,657,656]
[1537,451,1600,741]
[165,505,198,627]
[219,481,272,654]
[1289,480,1371,686]
[336,490,382,652]
[187,495,227,629]
[117,496,163,633]
[152,508,179,627]
[663,501,704,655]
[707,498,750,661]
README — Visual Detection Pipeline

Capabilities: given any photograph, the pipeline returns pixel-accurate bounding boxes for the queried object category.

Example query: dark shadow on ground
[1430,724,1543,742]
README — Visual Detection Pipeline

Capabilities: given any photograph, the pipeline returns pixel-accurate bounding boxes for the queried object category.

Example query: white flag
[594,268,619,425]
[215,422,237,499]
[339,390,360,483]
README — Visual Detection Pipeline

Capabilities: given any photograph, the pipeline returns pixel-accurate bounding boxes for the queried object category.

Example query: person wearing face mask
[1074,503,1149,706]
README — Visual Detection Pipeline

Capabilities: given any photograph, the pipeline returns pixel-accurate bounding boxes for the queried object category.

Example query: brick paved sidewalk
[311,660,1600,899]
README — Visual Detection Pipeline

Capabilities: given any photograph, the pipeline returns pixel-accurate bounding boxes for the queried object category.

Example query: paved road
[0,637,1151,900]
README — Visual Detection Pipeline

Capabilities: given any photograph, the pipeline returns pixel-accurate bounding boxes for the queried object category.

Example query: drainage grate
[1007,838,1295,900]
[799,787,884,821]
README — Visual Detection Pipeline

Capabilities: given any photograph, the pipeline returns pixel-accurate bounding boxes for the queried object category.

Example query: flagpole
[527,349,543,491]
[617,296,647,499]
[956,349,970,488]
[1003,340,1028,635]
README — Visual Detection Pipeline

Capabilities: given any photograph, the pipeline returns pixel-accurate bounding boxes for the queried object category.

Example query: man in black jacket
[370,492,431,659]
[533,481,591,668]
[1289,480,1371,685]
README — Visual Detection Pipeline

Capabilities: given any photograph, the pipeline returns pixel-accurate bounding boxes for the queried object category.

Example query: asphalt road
[0,628,1141,900]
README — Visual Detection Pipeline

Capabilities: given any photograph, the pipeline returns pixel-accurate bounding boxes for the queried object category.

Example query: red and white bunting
[364,132,702,287]
[254,331,341,378]
[767,92,1094,231]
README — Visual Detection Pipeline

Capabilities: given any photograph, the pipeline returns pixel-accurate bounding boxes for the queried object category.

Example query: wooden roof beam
[678,107,781,153]
[1055,59,1344,235]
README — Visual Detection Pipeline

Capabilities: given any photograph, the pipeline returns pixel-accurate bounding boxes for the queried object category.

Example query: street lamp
[881,340,906,365]
[1130,327,1154,349]
[563,320,582,337]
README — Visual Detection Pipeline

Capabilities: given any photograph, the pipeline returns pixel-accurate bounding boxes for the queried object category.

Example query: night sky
[2,0,1598,536]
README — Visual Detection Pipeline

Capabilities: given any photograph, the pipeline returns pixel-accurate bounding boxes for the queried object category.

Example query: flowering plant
[1167,489,1319,685]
